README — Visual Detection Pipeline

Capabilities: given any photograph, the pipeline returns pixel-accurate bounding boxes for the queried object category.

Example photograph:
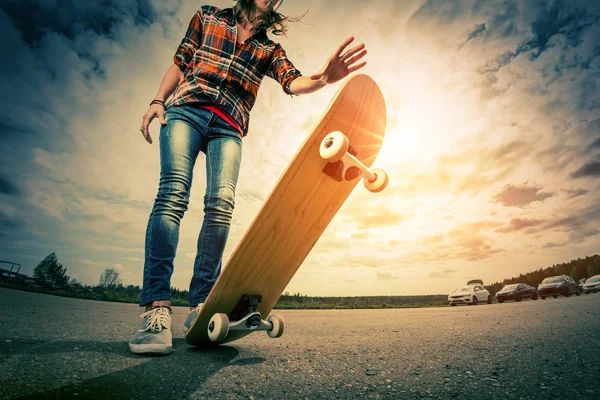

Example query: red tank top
[195,104,243,136]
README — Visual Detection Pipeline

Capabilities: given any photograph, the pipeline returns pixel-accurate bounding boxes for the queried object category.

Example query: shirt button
[216,85,221,90]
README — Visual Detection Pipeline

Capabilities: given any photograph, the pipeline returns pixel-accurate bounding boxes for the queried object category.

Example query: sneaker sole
[129,343,172,355]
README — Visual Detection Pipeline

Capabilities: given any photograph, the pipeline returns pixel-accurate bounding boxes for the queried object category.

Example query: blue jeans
[139,105,242,307]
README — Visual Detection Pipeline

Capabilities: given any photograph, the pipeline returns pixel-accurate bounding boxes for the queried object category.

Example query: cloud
[0,208,22,236]
[458,23,486,50]
[570,158,600,178]
[492,184,554,207]
[542,227,600,249]
[0,0,159,46]
[79,259,104,266]
[429,268,456,278]
[570,228,600,243]
[376,272,398,280]
[467,23,487,41]
[543,216,584,231]
[0,174,20,196]
[355,208,409,230]
[391,139,536,200]
[1,0,600,295]
[398,221,505,264]
[563,188,589,198]
[350,231,371,240]
[542,241,568,248]
[535,143,579,175]
[496,218,546,233]
[505,203,600,248]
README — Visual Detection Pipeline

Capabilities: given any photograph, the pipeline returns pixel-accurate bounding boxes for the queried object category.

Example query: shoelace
[140,307,171,333]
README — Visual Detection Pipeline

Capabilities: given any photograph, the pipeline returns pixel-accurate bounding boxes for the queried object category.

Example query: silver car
[582,275,600,294]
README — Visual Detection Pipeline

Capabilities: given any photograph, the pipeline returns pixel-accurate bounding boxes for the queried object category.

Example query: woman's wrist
[313,79,328,89]
[290,76,328,95]
[150,99,166,108]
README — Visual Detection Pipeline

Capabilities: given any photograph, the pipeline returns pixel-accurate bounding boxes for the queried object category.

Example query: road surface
[1,288,599,399]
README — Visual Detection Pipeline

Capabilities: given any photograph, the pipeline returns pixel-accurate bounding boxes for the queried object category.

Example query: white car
[582,275,600,294]
[448,284,492,306]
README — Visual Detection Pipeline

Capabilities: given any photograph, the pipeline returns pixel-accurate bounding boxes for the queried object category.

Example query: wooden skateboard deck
[185,74,387,345]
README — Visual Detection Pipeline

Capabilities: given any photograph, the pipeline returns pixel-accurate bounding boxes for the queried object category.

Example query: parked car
[495,283,539,303]
[467,279,484,286]
[537,275,581,299]
[448,284,492,306]
[582,275,600,294]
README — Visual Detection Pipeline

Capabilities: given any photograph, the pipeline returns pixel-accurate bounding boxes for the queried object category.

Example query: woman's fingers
[334,36,355,58]
[140,114,154,144]
[158,111,167,126]
[341,43,366,61]
[344,49,367,67]
[347,61,367,74]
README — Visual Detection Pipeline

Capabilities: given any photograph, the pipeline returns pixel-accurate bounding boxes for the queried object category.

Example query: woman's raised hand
[309,36,368,84]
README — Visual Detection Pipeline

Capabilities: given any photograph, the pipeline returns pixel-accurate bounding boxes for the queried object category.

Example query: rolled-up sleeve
[173,9,203,72]
[266,44,302,96]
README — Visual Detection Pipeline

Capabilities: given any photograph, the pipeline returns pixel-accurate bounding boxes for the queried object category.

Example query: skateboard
[185,73,388,345]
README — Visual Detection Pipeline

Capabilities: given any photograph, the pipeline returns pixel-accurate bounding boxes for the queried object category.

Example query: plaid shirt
[165,5,303,136]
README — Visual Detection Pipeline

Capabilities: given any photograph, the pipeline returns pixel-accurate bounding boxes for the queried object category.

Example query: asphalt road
[0,288,599,400]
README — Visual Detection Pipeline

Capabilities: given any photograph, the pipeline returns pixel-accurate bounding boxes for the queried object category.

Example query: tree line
[484,254,600,295]
[24,252,600,307]
[28,253,191,305]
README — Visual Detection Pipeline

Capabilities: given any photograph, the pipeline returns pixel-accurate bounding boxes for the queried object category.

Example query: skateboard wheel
[267,314,285,338]
[320,131,349,162]
[364,168,389,193]
[208,313,230,342]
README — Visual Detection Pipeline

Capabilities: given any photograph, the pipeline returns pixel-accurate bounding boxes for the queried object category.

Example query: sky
[0,0,599,296]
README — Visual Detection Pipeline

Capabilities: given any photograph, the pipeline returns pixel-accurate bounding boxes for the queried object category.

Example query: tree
[69,278,82,286]
[588,263,600,278]
[33,252,70,285]
[570,266,580,282]
[99,268,122,288]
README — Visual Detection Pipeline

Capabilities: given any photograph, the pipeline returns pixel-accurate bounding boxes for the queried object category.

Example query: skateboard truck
[207,294,285,343]
[320,131,389,192]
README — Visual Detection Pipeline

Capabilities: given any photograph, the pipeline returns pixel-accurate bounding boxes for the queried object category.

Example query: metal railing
[0,260,22,284]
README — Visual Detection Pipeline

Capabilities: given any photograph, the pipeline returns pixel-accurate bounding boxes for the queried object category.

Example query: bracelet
[150,100,165,108]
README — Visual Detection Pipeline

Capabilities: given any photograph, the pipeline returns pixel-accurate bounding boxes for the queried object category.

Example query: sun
[376,66,480,167]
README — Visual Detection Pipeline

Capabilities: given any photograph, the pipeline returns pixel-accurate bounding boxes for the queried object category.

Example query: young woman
[129,0,367,355]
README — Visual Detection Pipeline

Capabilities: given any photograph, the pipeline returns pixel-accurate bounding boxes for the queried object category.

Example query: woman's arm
[139,8,203,144]
[289,76,328,95]
[139,64,184,144]
[152,63,184,102]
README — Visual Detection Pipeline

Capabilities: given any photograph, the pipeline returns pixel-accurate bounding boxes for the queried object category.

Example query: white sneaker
[128,306,172,355]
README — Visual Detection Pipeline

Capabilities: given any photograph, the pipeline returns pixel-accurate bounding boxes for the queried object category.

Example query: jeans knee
[153,181,190,218]
[204,186,235,220]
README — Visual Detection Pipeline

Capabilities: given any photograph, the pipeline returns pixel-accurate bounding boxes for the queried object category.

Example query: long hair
[233,0,305,36]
